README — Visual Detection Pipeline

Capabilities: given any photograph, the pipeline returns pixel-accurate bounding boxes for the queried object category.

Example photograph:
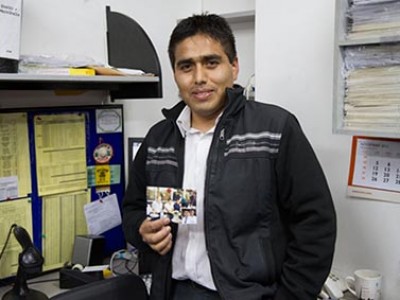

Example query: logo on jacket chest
[224,131,282,158]
[146,146,178,167]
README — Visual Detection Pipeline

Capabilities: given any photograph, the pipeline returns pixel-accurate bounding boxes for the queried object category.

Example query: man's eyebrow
[202,54,222,61]
[176,58,194,68]
[176,54,223,67]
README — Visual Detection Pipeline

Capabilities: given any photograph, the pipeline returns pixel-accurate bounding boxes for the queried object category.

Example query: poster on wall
[347,136,400,203]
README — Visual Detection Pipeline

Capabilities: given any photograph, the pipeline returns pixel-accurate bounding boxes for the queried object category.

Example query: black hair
[168,13,237,68]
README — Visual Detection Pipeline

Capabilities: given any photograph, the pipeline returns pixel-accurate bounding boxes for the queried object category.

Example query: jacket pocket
[146,164,178,188]
[236,236,276,285]
[260,238,277,284]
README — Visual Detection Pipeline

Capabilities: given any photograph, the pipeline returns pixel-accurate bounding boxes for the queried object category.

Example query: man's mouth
[192,89,213,101]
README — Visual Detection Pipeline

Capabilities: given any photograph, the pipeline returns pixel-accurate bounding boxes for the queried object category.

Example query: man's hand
[139,217,172,255]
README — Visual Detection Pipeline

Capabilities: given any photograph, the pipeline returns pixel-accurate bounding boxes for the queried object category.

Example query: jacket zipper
[219,128,225,141]
[204,125,226,299]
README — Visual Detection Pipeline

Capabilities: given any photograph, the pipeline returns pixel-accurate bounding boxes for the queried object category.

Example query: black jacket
[122,86,336,300]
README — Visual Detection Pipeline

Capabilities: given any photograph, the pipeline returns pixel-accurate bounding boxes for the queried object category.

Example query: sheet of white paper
[82,265,109,272]
[83,193,121,235]
[0,175,18,201]
[0,0,22,60]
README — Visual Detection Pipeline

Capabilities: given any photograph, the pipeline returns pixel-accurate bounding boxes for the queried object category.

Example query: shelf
[334,128,400,139]
[0,7,163,101]
[338,35,400,47]
[0,74,161,99]
[333,0,400,138]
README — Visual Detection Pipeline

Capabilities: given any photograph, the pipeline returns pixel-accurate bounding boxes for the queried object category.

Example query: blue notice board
[21,105,126,257]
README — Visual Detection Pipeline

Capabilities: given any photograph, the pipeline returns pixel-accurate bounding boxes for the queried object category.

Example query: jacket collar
[162,85,246,122]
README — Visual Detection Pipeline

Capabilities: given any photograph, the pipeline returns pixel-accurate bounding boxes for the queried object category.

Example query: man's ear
[232,57,239,81]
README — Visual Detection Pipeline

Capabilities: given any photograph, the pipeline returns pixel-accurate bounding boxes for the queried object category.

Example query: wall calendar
[348,136,400,203]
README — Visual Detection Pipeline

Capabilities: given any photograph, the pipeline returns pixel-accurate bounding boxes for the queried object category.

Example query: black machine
[2,225,48,300]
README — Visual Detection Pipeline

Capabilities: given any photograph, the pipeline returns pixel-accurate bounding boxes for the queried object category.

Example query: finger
[139,218,165,235]
[152,232,172,255]
[161,216,171,226]
[144,225,171,245]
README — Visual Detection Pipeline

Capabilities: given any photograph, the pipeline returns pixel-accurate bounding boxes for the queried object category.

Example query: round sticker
[93,143,113,164]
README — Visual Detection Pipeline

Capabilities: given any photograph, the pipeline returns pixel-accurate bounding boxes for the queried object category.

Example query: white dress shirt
[172,105,218,290]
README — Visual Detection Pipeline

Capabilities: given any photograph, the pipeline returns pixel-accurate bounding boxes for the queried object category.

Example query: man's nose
[194,65,207,84]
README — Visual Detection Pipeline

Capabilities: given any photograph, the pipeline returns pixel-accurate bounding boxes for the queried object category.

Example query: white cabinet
[202,0,254,16]
[333,0,400,138]
[0,6,163,102]
[0,74,161,100]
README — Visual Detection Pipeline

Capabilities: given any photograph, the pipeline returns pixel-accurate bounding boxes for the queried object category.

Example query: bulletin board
[0,105,126,277]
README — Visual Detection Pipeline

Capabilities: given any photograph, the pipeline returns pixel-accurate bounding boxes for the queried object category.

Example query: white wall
[256,1,400,299]
[231,21,255,89]
[12,0,399,297]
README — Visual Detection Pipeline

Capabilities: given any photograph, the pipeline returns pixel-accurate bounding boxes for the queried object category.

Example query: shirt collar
[176,105,223,138]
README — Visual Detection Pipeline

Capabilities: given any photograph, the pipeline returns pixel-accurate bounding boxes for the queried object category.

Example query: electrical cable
[108,248,152,293]
[0,224,17,288]
[109,249,138,276]
[0,224,17,262]
[244,73,255,100]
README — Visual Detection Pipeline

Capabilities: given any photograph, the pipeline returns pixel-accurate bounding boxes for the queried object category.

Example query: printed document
[34,113,87,196]
[348,136,400,203]
[0,198,32,278]
[84,193,121,235]
[42,190,90,270]
[0,112,31,200]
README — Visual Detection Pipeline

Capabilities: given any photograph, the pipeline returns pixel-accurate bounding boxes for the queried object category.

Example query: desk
[2,274,357,300]
[342,291,357,300]
[0,272,68,298]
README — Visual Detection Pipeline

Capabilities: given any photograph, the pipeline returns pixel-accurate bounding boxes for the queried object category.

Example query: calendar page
[348,136,400,203]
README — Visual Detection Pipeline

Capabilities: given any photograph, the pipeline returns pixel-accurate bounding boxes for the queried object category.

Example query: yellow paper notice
[0,198,33,278]
[34,113,87,196]
[42,190,90,270]
[0,112,31,199]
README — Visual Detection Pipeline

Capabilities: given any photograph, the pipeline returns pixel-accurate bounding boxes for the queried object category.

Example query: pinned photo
[146,186,197,224]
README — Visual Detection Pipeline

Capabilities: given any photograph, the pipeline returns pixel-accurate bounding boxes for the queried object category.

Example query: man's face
[173,34,239,129]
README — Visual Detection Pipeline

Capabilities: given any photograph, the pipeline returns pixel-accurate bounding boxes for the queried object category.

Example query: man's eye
[207,60,219,68]
[179,64,192,72]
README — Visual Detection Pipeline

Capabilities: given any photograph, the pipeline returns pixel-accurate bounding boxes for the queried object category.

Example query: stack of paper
[347,0,400,39]
[18,53,146,76]
[343,44,400,130]
[19,67,96,76]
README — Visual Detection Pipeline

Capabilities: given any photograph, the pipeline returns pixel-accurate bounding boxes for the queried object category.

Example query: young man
[122,13,336,300]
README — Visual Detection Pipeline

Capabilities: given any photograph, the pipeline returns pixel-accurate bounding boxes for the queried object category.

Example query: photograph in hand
[146,186,197,224]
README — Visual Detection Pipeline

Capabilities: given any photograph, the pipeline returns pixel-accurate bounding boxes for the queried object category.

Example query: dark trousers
[172,279,221,300]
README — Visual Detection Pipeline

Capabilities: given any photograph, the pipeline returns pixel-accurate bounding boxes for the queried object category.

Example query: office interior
[0,0,398,299]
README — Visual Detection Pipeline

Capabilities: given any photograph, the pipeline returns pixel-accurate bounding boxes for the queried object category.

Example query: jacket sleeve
[273,114,337,300]
[122,138,151,252]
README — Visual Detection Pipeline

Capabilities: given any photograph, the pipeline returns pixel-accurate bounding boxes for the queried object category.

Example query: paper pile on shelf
[352,0,398,5]
[343,44,400,131]
[18,54,146,76]
[347,0,400,39]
